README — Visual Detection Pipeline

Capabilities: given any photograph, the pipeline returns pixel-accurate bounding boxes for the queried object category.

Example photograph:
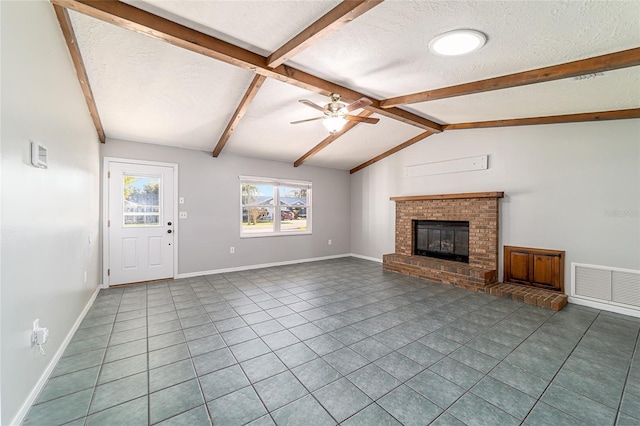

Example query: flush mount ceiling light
[429,29,486,56]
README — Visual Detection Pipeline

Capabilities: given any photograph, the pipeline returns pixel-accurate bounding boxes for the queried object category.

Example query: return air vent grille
[572,263,640,312]
[612,271,640,307]
[574,266,611,300]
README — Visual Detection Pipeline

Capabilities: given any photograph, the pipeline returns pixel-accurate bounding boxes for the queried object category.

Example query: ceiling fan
[291,93,380,133]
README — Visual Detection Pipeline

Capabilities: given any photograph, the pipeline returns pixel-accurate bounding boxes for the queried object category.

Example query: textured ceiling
[408,68,640,123]
[66,0,640,170]
[289,1,640,97]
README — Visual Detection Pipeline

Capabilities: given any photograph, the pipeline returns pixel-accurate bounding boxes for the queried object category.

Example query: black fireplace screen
[414,220,469,263]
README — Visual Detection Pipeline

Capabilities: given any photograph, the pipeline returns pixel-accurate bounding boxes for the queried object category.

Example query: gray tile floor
[23,258,640,425]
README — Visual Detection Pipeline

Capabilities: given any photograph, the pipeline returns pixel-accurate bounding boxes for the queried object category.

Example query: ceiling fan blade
[345,115,380,124]
[299,99,326,113]
[345,97,372,112]
[290,116,324,125]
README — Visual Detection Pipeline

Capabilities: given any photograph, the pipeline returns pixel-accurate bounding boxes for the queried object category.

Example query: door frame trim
[102,157,179,288]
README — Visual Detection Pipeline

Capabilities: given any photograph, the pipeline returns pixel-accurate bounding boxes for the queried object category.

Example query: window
[240,176,311,237]
[123,174,161,226]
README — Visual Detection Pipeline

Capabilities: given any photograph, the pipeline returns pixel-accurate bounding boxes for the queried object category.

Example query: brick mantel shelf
[384,191,504,293]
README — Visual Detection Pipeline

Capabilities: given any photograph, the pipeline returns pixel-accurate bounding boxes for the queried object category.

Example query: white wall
[101,139,351,276]
[351,119,640,286]
[1,2,101,424]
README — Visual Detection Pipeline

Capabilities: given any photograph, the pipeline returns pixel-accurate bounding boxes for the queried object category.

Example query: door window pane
[123,175,160,226]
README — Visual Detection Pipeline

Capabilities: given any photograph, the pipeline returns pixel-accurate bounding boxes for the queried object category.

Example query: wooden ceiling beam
[212,74,266,157]
[294,110,374,167]
[267,0,384,68]
[53,4,105,143]
[350,131,433,174]
[351,108,640,173]
[443,108,640,130]
[51,0,442,133]
[381,48,640,108]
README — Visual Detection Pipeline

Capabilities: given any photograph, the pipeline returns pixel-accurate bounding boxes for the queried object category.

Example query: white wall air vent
[571,263,640,317]
[574,266,611,300]
[612,271,640,307]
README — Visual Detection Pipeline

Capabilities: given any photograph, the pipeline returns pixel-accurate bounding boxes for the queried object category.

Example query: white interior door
[106,160,176,286]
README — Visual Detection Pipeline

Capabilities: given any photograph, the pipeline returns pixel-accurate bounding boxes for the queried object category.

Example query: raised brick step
[383,253,498,292]
[488,282,568,311]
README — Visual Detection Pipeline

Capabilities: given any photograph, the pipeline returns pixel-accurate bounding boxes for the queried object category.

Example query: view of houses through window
[123,175,161,226]
[240,176,311,236]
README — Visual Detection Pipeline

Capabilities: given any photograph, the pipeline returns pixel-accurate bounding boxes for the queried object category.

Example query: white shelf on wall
[404,155,488,178]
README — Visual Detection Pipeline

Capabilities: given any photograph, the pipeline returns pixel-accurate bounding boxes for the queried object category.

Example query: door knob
[167,229,172,234]
[167,222,172,226]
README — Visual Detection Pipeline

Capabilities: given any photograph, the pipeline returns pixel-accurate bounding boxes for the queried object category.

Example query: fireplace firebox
[414,220,469,263]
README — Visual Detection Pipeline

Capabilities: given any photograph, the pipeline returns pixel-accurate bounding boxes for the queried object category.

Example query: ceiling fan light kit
[323,115,348,133]
[429,29,487,56]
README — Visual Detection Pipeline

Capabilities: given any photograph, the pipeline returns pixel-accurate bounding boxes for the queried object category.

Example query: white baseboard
[349,253,383,263]
[176,253,354,279]
[11,286,101,426]
[568,296,640,319]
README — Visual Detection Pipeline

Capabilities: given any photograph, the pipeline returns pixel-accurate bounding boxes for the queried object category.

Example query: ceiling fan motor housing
[325,93,347,117]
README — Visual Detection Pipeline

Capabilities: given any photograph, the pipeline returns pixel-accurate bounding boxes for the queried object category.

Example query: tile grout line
[174,280,214,425]
[146,284,152,425]
[84,289,124,423]
[613,322,640,425]
[164,280,211,425]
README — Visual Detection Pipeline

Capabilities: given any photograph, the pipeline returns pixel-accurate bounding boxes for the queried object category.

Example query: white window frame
[240,175,312,238]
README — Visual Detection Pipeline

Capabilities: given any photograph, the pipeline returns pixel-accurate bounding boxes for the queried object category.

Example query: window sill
[240,231,312,239]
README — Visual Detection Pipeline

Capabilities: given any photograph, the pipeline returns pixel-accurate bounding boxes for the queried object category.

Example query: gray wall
[351,120,640,287]
[101,139,351,276]
[1,2,101,423]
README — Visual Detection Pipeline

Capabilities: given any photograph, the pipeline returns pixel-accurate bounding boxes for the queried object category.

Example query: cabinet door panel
[532,255,556,287]
[503,246,565,292]
[509,252,530,283]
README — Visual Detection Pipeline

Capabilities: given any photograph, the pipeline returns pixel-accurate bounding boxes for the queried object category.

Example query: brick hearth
[489,282,568,311]
[383,192,503,293]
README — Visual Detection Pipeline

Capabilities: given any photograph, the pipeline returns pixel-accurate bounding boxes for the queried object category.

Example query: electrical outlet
[35,327,49,345]
[328,239,332,245]
[230,247,235,254]
[179,211,188,219]
[31,319,39,346]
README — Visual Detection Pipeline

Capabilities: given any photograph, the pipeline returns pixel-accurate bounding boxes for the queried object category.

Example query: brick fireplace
[383,192,504,292]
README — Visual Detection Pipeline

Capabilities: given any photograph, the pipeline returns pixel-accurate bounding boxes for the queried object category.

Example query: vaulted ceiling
[53,0,640,173]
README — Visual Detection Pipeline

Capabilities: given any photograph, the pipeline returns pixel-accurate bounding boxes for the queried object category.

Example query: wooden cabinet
[504,246,565,292]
